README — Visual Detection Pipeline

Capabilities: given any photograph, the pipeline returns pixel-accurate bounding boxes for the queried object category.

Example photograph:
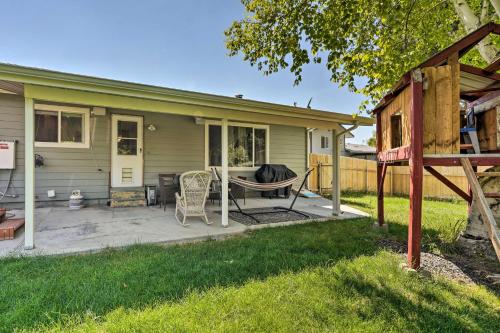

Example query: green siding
[0,94,307,207]
[0,94,25,206]
[111,109,205,185]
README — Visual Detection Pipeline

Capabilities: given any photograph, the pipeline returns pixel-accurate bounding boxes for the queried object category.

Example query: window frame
[390,112,403,149]
[321,135,329,149]
[34,104,90,149]
[204,120,270,171]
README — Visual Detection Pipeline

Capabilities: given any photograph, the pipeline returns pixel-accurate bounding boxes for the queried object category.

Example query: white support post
[221,119,229,227]
[24,97,35,249]
[331,129,341,216]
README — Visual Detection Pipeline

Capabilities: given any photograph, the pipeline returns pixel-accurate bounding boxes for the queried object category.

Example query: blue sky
[0,0,374,143]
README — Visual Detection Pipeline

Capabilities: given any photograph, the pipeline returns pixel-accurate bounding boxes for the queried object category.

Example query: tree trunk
[481,0,490,23]
[452,0,499,63]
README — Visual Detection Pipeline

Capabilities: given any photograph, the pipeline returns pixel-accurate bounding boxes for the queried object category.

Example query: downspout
[306,128,316,189]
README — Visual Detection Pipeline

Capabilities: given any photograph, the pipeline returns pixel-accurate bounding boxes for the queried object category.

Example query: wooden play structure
[374,23,500,269]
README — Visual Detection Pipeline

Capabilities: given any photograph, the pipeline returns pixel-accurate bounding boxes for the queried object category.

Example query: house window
[206,122,269,169]
[390,113,402,148]
[321,136,329,149]
[34,104,90,148]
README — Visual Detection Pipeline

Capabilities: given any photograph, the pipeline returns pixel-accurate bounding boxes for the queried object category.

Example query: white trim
[24,98,35,249]
[34,104,90,148]
[204,120,270,170]
[331,129,340,216]
[221,119,229,227]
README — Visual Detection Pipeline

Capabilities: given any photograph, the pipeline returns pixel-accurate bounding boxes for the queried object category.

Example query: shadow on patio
[0,196,368,257]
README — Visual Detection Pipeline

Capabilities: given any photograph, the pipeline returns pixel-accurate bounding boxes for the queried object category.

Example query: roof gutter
[0,63,374,126]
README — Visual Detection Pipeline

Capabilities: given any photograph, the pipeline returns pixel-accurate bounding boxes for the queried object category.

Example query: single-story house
[0,63,373,250]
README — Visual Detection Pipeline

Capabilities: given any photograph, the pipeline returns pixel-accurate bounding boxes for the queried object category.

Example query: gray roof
[345,143,376,154]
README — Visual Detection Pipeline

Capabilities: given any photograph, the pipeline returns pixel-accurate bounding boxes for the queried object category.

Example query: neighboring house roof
[344,143,376,155]
[0,62,373,129]
[372,22,500,114]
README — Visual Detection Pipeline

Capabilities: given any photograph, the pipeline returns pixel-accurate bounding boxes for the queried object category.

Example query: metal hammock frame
[214,168,314,223]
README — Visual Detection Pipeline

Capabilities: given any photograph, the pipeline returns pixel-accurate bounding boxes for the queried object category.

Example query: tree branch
[490,0,500,17]
[481,0,490,23]
[451,0,498,62]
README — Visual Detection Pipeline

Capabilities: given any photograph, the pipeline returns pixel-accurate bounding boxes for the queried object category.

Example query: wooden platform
[0,218,25,241]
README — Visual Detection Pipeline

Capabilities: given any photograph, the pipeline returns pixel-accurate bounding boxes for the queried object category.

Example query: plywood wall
[422,65,460,154]
[380,85,412,152]
[379,63,460,155]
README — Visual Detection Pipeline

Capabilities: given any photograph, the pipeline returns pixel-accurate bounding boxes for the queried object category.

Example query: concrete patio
[0,196,368,257]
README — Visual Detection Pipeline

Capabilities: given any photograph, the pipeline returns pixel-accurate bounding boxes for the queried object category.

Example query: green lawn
[0,194,498,332]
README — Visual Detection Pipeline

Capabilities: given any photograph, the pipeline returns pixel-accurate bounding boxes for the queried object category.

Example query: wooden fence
[309,154,472,199]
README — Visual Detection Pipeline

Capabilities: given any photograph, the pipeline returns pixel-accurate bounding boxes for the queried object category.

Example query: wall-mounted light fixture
[147,124,156,132]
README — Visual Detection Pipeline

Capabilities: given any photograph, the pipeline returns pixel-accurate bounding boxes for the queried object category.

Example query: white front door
[111,114,143,187]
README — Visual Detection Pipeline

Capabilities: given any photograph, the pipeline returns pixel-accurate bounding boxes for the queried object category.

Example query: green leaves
[225,0,493,112]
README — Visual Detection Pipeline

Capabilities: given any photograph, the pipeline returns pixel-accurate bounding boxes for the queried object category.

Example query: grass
[341,192,468,253]
[0,193,497,332]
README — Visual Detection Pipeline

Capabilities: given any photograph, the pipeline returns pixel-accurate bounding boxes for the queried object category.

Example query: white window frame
[34,104,90,149]
[205,120,270,171]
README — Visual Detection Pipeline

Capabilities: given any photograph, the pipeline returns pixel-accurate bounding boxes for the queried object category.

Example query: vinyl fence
[309,154,471,199]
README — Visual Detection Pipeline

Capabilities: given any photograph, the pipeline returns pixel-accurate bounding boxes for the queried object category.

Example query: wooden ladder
[460,158,500,261]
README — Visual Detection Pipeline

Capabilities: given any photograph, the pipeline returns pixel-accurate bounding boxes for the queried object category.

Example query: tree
[225,0,500,112]
[366,130,377,147]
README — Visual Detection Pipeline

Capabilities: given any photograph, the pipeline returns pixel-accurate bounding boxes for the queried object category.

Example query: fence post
[390,167,394,195]
[318,162,323,195]
[365,160,368,192]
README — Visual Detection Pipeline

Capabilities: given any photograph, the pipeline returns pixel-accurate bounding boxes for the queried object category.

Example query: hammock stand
[214,168,314,223]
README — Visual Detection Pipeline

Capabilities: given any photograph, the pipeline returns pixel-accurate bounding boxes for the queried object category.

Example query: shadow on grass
[0,218,382,333]
[331,261,500,332]
[32,252,500,332]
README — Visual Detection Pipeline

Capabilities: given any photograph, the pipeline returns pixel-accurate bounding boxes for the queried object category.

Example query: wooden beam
[460,158,500,261]
[376,110,385,226]
[421,23,499,67]
[449,53,460,153]
[460,64,500,81]
[408,70,424,269]
[378,145,411,162]
[476,172,500,177]
[424,166,471,203]
[377,162,388,226]
[484,57,500,73]
[424,155,500,166]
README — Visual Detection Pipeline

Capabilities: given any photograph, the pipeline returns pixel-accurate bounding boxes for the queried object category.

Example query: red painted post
[408,69,424,269]
[376,112,385,226]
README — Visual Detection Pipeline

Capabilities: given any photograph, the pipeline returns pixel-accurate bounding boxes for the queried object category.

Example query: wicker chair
[175,171,212,226]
